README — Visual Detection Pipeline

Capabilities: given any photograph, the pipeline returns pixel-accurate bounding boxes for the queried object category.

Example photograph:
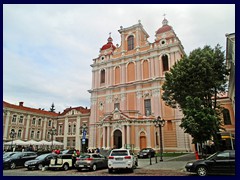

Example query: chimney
[19,102,24,106]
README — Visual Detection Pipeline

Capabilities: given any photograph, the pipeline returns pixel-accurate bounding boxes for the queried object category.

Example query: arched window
[38,118,41,126]
[114,66,120,84]
[31,131,34,139]
[73,124,76,134]
[162,54,169,71]
[127,62,135,82]
[32,118,36,125]
[17,129,22,138]
[59,125,63,135]
[100,69,105,84]
[127,35,134,51]
[68,124,72,135]
[223,108,231,125]
[37,131,40,139]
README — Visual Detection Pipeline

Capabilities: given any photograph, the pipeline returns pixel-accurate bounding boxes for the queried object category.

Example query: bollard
[149,155,152,165]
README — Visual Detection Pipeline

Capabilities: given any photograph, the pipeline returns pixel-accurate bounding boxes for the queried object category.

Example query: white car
[108,149,138,173]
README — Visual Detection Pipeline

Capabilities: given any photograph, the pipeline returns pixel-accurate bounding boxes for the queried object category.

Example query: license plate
[115,158,123,160]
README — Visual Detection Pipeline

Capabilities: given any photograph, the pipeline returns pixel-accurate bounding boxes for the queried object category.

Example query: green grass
[155,152,188,157]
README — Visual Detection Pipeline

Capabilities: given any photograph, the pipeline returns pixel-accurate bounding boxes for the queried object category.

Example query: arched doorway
[113,130,122,149]
[140,132,146,150]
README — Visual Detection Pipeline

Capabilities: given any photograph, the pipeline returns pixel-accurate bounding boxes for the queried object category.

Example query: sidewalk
[138,153,196,171]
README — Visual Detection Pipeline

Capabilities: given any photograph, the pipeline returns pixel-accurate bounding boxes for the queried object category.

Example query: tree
[49,103,56,112]
[162,45,229,151]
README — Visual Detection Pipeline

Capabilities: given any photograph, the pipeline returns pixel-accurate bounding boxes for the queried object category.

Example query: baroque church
[88,18,193,152]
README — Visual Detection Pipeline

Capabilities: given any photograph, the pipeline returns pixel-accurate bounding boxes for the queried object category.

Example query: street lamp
[153,116,165,162]
[50,127,56,150]
[9,129,16,152]
[80,124,88,153]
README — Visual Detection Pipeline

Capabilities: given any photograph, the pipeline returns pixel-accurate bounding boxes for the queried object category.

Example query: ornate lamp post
[50,127,56,150]
[80,124,88,153]
[9,129,16,151]
[153,116,165,162]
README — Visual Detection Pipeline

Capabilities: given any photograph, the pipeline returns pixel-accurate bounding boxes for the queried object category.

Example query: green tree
[49,103,56,112]
[162,45,229,151]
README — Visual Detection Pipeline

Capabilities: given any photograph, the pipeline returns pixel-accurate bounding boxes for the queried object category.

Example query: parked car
[138,148,156,158]
[61,149,75,155]
[108,149,138,173]
[185,150,235,176]
[3,151,38,169]
[24,153,58,170]
[48,154,74,171]
[75,153,108,171]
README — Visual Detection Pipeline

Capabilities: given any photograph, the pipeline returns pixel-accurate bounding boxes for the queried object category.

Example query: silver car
[75,153,108,171]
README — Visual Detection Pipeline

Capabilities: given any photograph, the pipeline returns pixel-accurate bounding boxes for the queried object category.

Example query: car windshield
[3,152,16,158]
[141,149,150,152]
[35,153,50,160]
[10,152,22,158]
[111,150,128,156]
[206,152,218,160]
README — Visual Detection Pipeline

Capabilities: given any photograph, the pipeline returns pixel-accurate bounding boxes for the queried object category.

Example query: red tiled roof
[3,101,59,117]
[60,106,90,116]
[101,42,116,51]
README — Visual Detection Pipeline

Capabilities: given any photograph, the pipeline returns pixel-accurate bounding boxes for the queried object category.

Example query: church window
[100,69,105,83]
[223,108,231,125]
[144,99,151,116]
[127,35,134,51]
[162,54,169,71]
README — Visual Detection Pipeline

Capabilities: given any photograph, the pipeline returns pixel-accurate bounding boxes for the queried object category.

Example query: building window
[19,116,24,124]
[48,120,52,127]
[47,132,51,140]
[17,129,22,138]
[59,125,63,135]
[127,35,134,50]
[32,118,36,125]
[67,140,70,147]
[37,131,40,139]
[38,118,41,126]
[162,54,169,71]
[73,124,76,134]
[72,140,75,147]
[100,69,105,84]
[223,108,231,125]
[144,99,151,116]
[12,115,17,123]
[68,124,72,135]
[114,103,120,110]
[31,131,34,139]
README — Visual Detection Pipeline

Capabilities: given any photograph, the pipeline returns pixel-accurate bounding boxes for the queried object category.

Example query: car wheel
[91,164,97,171]
[77,168,82,171]
[196,166,208,176]
[63,164,69,171]
[38,164,43,170]
[108,168,113,173]
[10,162,16,169]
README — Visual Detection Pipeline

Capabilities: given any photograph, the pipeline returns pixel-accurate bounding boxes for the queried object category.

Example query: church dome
[101,36,116,51]
[156,18,172,34]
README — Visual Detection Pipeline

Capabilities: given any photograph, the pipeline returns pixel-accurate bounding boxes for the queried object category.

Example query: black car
[3,152,19,160]
[138,148,156,158]
[75,153,108,171]
[3,151,38,169]
[185,150,235,176]
[24,153,58,170]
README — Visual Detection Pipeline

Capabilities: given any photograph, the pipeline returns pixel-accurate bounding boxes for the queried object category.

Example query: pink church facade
[88,19,194,152]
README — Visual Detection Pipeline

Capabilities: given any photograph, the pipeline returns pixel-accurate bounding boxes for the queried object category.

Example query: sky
[3,4,235,113]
